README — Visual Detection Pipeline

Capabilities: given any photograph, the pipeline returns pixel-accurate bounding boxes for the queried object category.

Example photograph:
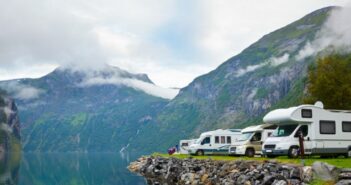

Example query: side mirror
[307,137,310,141]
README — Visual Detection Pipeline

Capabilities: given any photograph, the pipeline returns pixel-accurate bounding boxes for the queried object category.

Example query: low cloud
[296,5,351,61]
[236,53,290,77]
[236,63,266,77]
[80,74,179,99]
[270,53,290,66]
[0,81,43,100]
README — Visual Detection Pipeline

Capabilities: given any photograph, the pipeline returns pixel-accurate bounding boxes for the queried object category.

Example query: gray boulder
[312,161,340,181]
[336,180,351,185]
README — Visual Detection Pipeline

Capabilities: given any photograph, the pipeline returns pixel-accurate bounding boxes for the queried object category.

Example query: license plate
[266,150,272,153]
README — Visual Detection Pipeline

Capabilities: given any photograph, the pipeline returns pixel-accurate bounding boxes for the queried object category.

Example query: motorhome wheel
[196,150,204,156]
[245,148,255,158]
[288,146,299,158]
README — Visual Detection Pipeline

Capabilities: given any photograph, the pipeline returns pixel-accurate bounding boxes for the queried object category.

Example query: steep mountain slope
[0,66,169,152]
[130,7,335,153]
[0,90,21,154]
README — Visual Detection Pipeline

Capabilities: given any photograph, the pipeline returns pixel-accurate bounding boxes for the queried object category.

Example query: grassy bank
[152,153,351,168]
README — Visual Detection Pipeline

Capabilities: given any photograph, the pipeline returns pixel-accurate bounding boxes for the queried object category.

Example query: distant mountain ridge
[0,66,169,152]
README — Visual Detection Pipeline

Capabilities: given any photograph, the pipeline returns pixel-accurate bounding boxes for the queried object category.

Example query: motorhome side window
[215,136,219,143]
[201,137,211,145]
[320,121,336,134]
[220,136,225,144]
[227,136,231,144]
[342,121,351,132]
[301,109,312,118]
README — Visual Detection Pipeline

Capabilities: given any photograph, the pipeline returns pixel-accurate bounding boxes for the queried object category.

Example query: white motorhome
[228,124,276,157]
[179,139,197,154]
[188,129,242,155]
[262,102,351,158]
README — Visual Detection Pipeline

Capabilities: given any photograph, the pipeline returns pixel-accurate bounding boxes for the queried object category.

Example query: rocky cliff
[0,90,21,155]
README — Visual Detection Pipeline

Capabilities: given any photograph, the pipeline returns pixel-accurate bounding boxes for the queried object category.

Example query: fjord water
[2,153,147,185]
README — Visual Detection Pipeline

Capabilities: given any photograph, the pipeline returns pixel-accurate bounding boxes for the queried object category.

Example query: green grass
[151,153,351,168]
[310,179,334,185]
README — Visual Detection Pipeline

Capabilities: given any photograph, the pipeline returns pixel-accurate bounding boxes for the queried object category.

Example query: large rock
[336,179,351,185]
[312,161,340,181]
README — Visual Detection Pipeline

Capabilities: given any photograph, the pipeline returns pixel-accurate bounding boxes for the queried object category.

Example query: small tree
[304,54,351,109]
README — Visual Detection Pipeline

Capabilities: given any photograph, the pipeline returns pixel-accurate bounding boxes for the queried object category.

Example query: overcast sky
[0,0,349,88]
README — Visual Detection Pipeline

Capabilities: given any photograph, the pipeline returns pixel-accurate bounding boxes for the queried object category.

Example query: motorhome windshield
[196,136,209,144]
[238,132,254,141]
[272,124,298,137]
[195,138,202,144]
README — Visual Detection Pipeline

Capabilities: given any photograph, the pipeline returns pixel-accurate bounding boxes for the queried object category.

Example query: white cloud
[270,53,290,66]
[236,53,290,76]
[236,63,266,77]
[0,81,43,100]
[296,4,351,61]
[79,74,179,99]
[0,0,349,88]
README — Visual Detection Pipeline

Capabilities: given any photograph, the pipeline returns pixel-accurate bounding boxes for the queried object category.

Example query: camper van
[179,139,197,154]
[228,124,276,157]
[262,102,351,158]
[188,129,242,156]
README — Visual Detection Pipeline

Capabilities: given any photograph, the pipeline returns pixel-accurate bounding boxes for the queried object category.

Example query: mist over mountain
[0,66,172,152]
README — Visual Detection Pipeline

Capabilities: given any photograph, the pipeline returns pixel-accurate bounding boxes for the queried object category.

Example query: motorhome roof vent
[314,101,324,109]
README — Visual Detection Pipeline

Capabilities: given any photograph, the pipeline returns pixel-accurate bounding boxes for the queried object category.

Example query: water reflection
[2,153,146,185]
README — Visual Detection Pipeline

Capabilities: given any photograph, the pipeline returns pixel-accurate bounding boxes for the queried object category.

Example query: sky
[0,0,350,89]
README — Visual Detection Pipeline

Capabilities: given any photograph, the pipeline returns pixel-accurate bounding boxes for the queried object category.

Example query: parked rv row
[179,102,351,158]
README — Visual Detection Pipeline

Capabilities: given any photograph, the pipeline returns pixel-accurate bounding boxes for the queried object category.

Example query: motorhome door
[294,125,312,154]
[201,136,213,154]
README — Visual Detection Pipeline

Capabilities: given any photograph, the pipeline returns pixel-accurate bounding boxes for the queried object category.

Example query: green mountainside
[0,67,168,152]
[129,7,335,153]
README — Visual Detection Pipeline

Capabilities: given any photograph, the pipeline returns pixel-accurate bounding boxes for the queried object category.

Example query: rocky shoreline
[128,156,351,185]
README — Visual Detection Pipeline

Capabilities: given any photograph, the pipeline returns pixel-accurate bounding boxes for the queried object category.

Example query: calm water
[1,152,147,185]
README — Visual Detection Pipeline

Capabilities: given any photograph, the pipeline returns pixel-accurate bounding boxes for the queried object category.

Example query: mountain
[128,7,336,153]
[0,7,338,154]
[0,66,170,152]
[0,90,21,154]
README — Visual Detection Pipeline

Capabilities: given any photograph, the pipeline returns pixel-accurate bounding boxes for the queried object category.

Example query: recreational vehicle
[188,129,242,156]
[228,124,276,157]
[179,139,197,154]
[262,102,351,158]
